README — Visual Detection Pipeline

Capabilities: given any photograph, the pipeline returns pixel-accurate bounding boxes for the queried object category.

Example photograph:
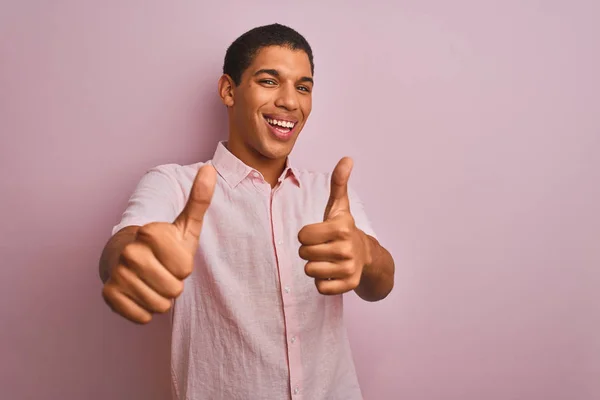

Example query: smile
[265,117,297,131]
[263,115,298,140]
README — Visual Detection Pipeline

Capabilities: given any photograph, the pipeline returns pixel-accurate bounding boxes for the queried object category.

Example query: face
[219,45,313,166]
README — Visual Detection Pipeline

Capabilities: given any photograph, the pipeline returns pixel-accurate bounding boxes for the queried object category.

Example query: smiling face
[219,45,314,172]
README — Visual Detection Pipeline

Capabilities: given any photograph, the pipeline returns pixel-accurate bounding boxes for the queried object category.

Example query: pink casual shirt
[112,141,377,400]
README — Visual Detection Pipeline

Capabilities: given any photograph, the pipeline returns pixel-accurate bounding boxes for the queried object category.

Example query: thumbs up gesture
[298,158,373,295]
[102,164,217,324]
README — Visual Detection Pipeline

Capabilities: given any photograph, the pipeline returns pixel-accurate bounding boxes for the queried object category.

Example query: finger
[324,157,353,220]
[102,285,153,324]
[298,220,342,246]
[111,265,173,314]
[304,261,348,279]
[314,278,351,296]
[120,242,184,299]
[173,164,217,244]
[135,224,194,280]
[299,242,353,262]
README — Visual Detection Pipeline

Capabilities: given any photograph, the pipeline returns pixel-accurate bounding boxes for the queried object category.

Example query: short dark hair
[223,23,314,86]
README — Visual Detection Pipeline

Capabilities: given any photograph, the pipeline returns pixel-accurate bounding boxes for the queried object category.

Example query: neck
[225,140,286,188]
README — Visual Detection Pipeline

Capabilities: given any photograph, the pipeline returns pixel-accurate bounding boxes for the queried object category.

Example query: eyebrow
[253,68,314,85]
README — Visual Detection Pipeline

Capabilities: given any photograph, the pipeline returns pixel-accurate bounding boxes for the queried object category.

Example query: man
[100,23,395,400]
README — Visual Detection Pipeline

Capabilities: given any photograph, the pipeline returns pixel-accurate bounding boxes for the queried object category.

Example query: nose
[274,83,299,111]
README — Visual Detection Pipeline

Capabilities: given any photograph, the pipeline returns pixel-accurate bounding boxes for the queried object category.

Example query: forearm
[99,226,140,283]
[354,234,395,302]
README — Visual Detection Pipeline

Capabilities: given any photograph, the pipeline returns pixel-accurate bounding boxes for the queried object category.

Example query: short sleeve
[348,185,378,240]
[111,165,182,236]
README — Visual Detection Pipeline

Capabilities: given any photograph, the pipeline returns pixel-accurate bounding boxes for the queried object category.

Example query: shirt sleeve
[111,165,182,236]
[348,185,378,240]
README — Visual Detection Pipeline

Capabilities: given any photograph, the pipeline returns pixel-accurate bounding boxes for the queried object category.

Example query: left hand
[298,157,373,295]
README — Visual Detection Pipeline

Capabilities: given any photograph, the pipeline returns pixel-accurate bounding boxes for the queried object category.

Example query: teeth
[267,118,295,129]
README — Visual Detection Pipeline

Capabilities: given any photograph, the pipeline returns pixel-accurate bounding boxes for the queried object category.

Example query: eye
[297,85,311,93]
[260,79,277,86]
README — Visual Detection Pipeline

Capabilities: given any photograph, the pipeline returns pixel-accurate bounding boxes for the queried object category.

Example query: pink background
[1,1,599,399]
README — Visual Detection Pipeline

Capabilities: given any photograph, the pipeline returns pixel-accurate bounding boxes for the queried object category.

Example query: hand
[298,157,372,295]
[102,164,217,324]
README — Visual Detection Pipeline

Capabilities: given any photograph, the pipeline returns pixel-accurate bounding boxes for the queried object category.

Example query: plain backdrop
[1,1,599,399]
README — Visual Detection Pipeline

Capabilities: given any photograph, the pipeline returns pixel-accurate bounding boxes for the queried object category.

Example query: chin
[258,142,293,160]
[255,133,298,160]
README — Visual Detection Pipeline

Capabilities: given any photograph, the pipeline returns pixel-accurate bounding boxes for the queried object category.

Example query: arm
[100,164,217,324]
[100,165,182,283]
[98,226,140,283]
[354,233,395,302]
[298,157,395,301]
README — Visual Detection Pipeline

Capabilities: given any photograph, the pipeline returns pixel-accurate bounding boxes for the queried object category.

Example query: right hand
[102,164,217,324]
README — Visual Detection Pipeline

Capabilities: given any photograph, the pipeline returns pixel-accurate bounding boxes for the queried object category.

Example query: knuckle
[136,225,152,240]
[174,264,193,280]
[111,264,128,282]
[338,243,354,259]
[304,262,313,276]
[153,299,172,314]
[120,243,138,264]
[165,252,193,280]
[101,284,115,303]
[139,222,159,236]
[180,260,194,279]
[298,246,307,260]
[179,270,192,280]
[315,280,331,295]
[167,281,184,298]
[137,222,167,244]
[338,224,352,238]
[297,229,306,244]
[341,262,355,276]
[102,285,123,313]
[315,280,326,294]
[121,244,153,275]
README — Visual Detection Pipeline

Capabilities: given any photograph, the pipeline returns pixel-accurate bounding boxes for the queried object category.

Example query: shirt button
[277,239,283,245]
[290,336,296,344]
[294,386,300,395]
[284,286,290,293]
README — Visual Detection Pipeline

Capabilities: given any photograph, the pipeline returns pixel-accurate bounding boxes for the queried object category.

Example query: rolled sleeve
[111,165,182,235]
[348,185,378,240]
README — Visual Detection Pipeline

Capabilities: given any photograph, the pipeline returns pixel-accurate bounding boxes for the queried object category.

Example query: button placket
[271,188,304,398]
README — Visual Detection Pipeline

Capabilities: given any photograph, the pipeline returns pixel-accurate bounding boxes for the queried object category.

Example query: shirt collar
[212,141,301,188]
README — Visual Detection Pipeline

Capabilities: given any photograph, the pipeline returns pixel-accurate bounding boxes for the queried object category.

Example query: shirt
[112,141,378,400]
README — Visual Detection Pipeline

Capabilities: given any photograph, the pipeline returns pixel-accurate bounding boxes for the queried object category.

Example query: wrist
[359,230,375,275]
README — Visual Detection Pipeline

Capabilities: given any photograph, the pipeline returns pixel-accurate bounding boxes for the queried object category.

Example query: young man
[100,23,395,400]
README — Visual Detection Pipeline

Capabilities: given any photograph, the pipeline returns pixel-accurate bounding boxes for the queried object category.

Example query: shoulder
[293,167,361,199]
[143,161,209,186]
[139,161,211,210]
[135,161,210,205]
[293,168,330,189]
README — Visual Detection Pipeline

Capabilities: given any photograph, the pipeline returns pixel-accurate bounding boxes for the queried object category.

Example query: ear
[218,74,235,107]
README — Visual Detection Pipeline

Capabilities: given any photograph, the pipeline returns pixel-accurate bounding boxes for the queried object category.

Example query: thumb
[173,164,217,242]
[324,157,353,221]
